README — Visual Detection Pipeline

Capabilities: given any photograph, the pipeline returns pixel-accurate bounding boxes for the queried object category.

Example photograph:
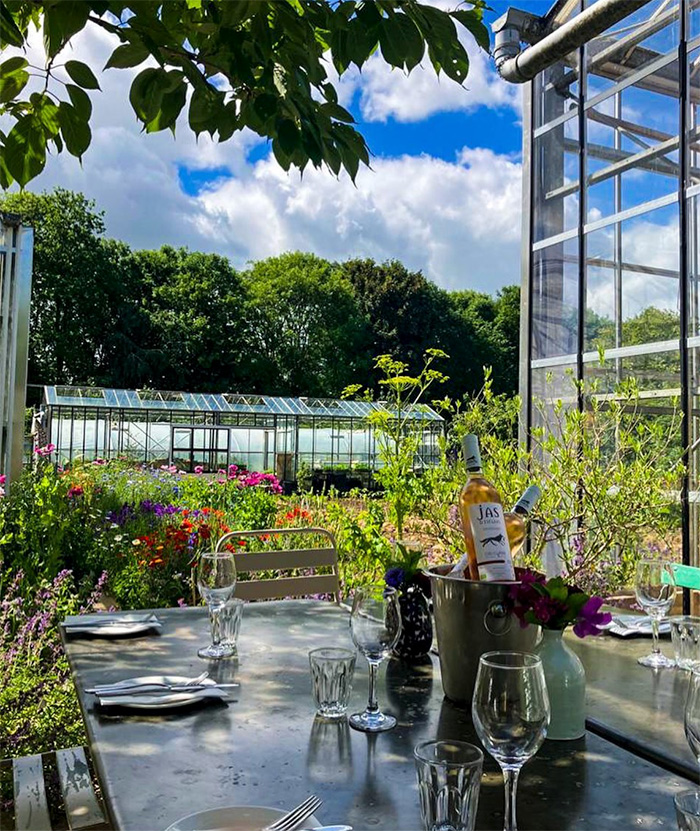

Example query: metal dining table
[566,626,699,781]
[62,601,694,831]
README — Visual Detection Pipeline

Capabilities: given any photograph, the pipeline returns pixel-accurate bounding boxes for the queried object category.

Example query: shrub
[0,569,106,757]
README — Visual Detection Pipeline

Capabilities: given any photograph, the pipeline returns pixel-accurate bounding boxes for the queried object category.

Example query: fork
[263,796,322,831]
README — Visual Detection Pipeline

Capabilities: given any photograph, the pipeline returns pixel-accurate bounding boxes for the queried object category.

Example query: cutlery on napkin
[96,687,232,707]
[62,613,162,631]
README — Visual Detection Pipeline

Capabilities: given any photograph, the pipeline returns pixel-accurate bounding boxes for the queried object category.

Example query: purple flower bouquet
[510,570,612,638]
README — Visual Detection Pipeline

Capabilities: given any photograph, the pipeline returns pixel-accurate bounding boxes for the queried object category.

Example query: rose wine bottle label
[468,502,516,581]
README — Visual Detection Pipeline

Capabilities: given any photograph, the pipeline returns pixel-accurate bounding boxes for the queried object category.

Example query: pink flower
[0,474,5,485]
[34,443,56,457]
[194,465,204,474]
[573,596,612,638]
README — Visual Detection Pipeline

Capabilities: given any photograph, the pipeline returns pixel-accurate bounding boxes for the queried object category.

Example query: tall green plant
[429,372,682,594]
[344,348,447,540]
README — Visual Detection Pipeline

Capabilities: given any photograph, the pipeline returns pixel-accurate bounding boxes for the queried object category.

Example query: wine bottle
[458,434,515,581]
[505,485,541,557]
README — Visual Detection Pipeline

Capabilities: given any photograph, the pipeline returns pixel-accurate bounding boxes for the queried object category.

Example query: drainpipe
[493,0,653,84]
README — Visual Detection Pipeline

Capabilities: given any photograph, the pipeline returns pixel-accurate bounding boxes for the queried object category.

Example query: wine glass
[197,550,237,660]
[348,584,401,732]
[472,651,550,831]
[635,559,676,668]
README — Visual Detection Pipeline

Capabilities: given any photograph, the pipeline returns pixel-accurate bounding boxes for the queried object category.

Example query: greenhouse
[502,0,697,566]
[42,385,443,486]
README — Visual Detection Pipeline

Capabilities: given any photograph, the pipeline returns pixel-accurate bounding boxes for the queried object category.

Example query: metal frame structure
[43,385,444,484]
[518,0,700,601]
[520,0,700,600]
[0,214,33,488]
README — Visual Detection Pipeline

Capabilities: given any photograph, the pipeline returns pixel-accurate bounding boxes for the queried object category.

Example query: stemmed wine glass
[197,550,237,660]
[472,652,550,831]
[348,584,401,733]
[635,559,676,668]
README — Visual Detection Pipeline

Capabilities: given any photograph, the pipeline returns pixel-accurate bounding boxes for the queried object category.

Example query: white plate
[97,686,229,710]
[164,805,321,831]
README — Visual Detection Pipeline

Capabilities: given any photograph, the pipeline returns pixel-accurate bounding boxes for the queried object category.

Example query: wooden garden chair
[3,747,110,831]
[215,527,340,602]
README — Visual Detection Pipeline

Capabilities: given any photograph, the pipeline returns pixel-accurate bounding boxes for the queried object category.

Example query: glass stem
[651,616,660,655]
[210,605,221,647]
[366,660,380,715]
[502,767,520,831]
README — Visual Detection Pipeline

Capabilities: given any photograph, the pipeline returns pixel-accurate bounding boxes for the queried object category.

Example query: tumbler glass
[309,647,356,719]
[675,790,700,830]
[220,598,245,651]
[670,617,700,670]
[414,740,483,831]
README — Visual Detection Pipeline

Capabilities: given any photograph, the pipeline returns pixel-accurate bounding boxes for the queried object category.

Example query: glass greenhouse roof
[44,386,443,422]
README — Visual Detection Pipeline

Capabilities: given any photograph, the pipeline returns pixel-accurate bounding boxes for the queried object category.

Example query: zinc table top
[63,601,691,831]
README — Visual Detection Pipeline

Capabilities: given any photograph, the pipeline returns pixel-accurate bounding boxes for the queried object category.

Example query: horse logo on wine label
[480,533,505,546]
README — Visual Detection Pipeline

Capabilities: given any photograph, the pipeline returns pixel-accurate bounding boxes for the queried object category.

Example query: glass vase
[534,629,585,740]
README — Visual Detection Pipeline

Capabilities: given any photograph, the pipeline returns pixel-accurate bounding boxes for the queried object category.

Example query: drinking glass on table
[348,584,401,733]
[197,550,237,660]
[414,740,483,831]
[635,559,676,668]
[472,652,549,831]
[676,790,700,830]
[684,669,700,765]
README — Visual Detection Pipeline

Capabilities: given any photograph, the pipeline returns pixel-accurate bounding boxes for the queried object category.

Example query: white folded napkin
[604,614,671,638]
[97,687,229,708]
[62,613,162,632]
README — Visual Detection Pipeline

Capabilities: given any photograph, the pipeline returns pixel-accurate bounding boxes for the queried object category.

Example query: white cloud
[194,147,522,292]
[2,16,524,293]
[356,46,521,123]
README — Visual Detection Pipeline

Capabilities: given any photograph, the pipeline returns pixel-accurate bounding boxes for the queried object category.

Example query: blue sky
[13,1,550,294]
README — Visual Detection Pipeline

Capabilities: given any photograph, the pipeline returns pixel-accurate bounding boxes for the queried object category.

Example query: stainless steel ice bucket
[427,565,538,704]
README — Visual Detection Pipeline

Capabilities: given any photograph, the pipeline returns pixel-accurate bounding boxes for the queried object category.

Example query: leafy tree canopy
[0,0,489,188]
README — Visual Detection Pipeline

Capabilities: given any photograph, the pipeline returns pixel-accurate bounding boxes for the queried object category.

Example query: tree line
[0,188,520,401]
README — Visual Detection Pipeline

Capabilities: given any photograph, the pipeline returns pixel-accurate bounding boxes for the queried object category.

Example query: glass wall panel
[585,203,680,352]
[532,238,579,360]
[533,119,579,242]
[585,0,679,101]
[586,63,680,222]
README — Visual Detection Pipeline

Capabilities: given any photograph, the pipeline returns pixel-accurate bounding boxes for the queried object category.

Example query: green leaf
[0,4,24,48]
[346,16,379,67]
[64,60,100,90]
[452,9,491,54]
[379,14,424,71]
[0,152,13,189]
[104,40,151,70]
[30,93,60,137]
[146,80,187,133]
[276,118,300,156]
[57,101,91,159]
[319,101,355,124]
[43,2,90,58]
[3,116,46,187]
[0,58,28,104]
[129,68,175,124]
[253,93,278,122]
[66,84,92,121]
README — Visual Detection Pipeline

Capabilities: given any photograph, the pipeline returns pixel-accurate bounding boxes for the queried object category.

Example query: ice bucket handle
[483,601,513,636]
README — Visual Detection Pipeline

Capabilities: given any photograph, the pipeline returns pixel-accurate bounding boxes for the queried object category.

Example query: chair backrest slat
[232,548,336,573]
[55,748,106,830]
[13,755,51,831]
[234,573,340,602]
